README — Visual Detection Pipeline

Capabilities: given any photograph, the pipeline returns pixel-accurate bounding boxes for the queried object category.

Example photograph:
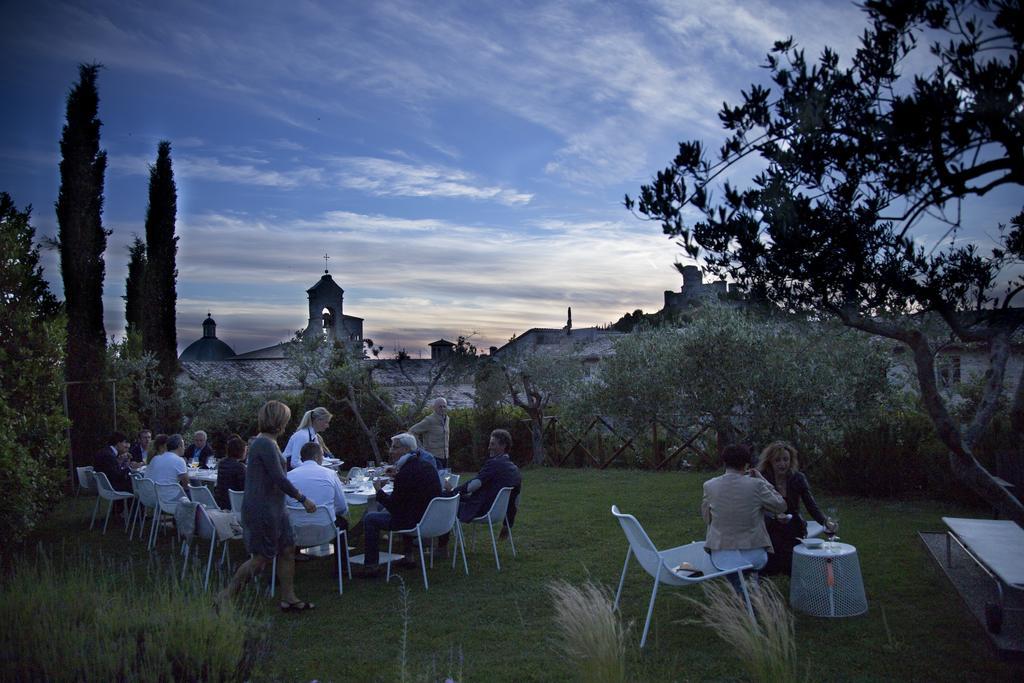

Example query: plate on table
[801,538,824,548]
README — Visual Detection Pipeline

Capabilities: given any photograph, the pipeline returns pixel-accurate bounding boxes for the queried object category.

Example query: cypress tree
[141,140,180,432]
[56,63,109,464]
[124,235,146,341]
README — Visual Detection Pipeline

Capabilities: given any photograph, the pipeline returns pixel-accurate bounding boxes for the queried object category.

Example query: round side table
[790,542,868,617]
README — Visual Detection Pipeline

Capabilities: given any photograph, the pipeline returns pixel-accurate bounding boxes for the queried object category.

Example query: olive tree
[628,0,1024,520]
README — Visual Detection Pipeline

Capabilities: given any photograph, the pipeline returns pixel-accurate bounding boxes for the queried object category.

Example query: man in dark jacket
[184,430,215,467]
[448,429,521,526]
[94,431,134,515]
[128,429,152,463]
[356,433,442,575]
[94,431,133,491]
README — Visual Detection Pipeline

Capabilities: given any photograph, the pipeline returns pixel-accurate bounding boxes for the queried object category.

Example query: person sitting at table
[129,429,152,464]
[184,430,214,468]
[282,407,333,470]
[150,433,169,459]
[389,432,438,472]
[147,433,191,506]
[286,441,350,563]
[93,431,134,515]
[446,428,521,526]
[214,434,247,510]
[756,441,834,576]
[355,434,442,577]
[702,443,787,590]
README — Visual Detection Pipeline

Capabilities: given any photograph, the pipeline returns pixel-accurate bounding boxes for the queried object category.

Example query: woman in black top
[756,441,833,575]
[217,401,318,612]
[214,434,247,510]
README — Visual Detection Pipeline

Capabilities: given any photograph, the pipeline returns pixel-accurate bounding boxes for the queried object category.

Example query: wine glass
[825,506,840,550]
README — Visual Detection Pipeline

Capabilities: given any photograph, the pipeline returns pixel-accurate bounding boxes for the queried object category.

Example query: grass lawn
[21,468,1024,682]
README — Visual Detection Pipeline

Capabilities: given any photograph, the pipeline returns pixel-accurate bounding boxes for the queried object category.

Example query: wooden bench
[943,517,1024,633]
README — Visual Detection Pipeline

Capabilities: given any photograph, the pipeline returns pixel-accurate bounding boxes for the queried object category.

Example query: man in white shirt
[147,433,190,505]
[287,441,349,568]
[286,441,348,527]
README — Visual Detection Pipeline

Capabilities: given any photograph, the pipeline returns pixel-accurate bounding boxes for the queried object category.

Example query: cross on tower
[323,253,330,273]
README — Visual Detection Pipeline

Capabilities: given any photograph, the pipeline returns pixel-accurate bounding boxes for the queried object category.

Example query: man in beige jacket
[702,443,786,588]
[408,397,450,469]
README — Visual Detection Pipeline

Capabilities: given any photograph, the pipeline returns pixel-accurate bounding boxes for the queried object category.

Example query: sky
[1,0,1019,356]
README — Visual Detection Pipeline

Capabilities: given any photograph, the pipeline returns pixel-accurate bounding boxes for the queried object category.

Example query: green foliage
[29,470,1024,682]
[0,193,68,543]
[448,405,527,471]
[574,306,891,458]
[629,1,1023,317]
[501,348,587,464]
[287,333,404,463]
[123,234,146,337]
[0,549,269,681]
[179,372,294,446]
[56,63,109,462]
[628,0,1024,517]
[141,140,180,433]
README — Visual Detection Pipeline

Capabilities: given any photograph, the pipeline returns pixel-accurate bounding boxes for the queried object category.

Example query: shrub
[0,548,269,682]
[684,580,799,683]
[0,194,68,543]
[548,580,627,683]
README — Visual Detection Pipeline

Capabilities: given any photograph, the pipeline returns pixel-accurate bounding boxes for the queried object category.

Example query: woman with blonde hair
[218,400,318,612]
[756,441,832,575]
[282,406,333,469]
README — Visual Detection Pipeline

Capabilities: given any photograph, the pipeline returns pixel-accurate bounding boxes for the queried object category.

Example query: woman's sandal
[279,600,316,612]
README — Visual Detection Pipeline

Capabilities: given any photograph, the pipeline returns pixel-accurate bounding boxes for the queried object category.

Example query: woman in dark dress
[218,401,318,611]
[213,434,247,510]
[756,441,834,575]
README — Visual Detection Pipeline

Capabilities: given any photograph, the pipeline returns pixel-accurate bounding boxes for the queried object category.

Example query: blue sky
[2,1,1019,355]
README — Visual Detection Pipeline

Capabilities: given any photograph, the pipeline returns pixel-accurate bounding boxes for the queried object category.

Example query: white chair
[468,486,517,571]
[611,505,754,648]
[270,506,351,596]
[228,489,244,524]
[92,471,135,534]
[77,467,100,528]
[386,495,467,590]
[76,465,97,495]
[131,478,160,546]
[152,482,188,549]
[181,504,241,589]
[189,484,220,510]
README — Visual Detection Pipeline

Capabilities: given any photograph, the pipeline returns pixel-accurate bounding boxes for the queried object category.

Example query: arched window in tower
[321,307,335,335]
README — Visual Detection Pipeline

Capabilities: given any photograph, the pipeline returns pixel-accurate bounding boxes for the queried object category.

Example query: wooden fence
[512,416,715,470]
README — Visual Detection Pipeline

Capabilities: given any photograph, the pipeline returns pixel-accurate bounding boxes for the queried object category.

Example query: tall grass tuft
[548,580,628,683]
[0,546,269,682]
[683,580,799,683]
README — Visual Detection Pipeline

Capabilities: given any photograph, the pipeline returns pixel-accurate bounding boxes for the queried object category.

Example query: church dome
[179,314,236,361]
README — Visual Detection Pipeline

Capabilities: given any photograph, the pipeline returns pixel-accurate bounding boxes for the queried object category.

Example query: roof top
[307,272,344,295]
[179,336,237,362]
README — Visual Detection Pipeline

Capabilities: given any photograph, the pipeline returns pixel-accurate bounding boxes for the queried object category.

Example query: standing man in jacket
[409,397,450,469]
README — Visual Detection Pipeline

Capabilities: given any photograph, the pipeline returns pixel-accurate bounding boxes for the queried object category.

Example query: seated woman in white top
[282,407,333,470]
[147,433,190,504]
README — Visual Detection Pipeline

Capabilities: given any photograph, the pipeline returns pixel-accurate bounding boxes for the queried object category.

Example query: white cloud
[330,156,533,205]
[166,208,681,351]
